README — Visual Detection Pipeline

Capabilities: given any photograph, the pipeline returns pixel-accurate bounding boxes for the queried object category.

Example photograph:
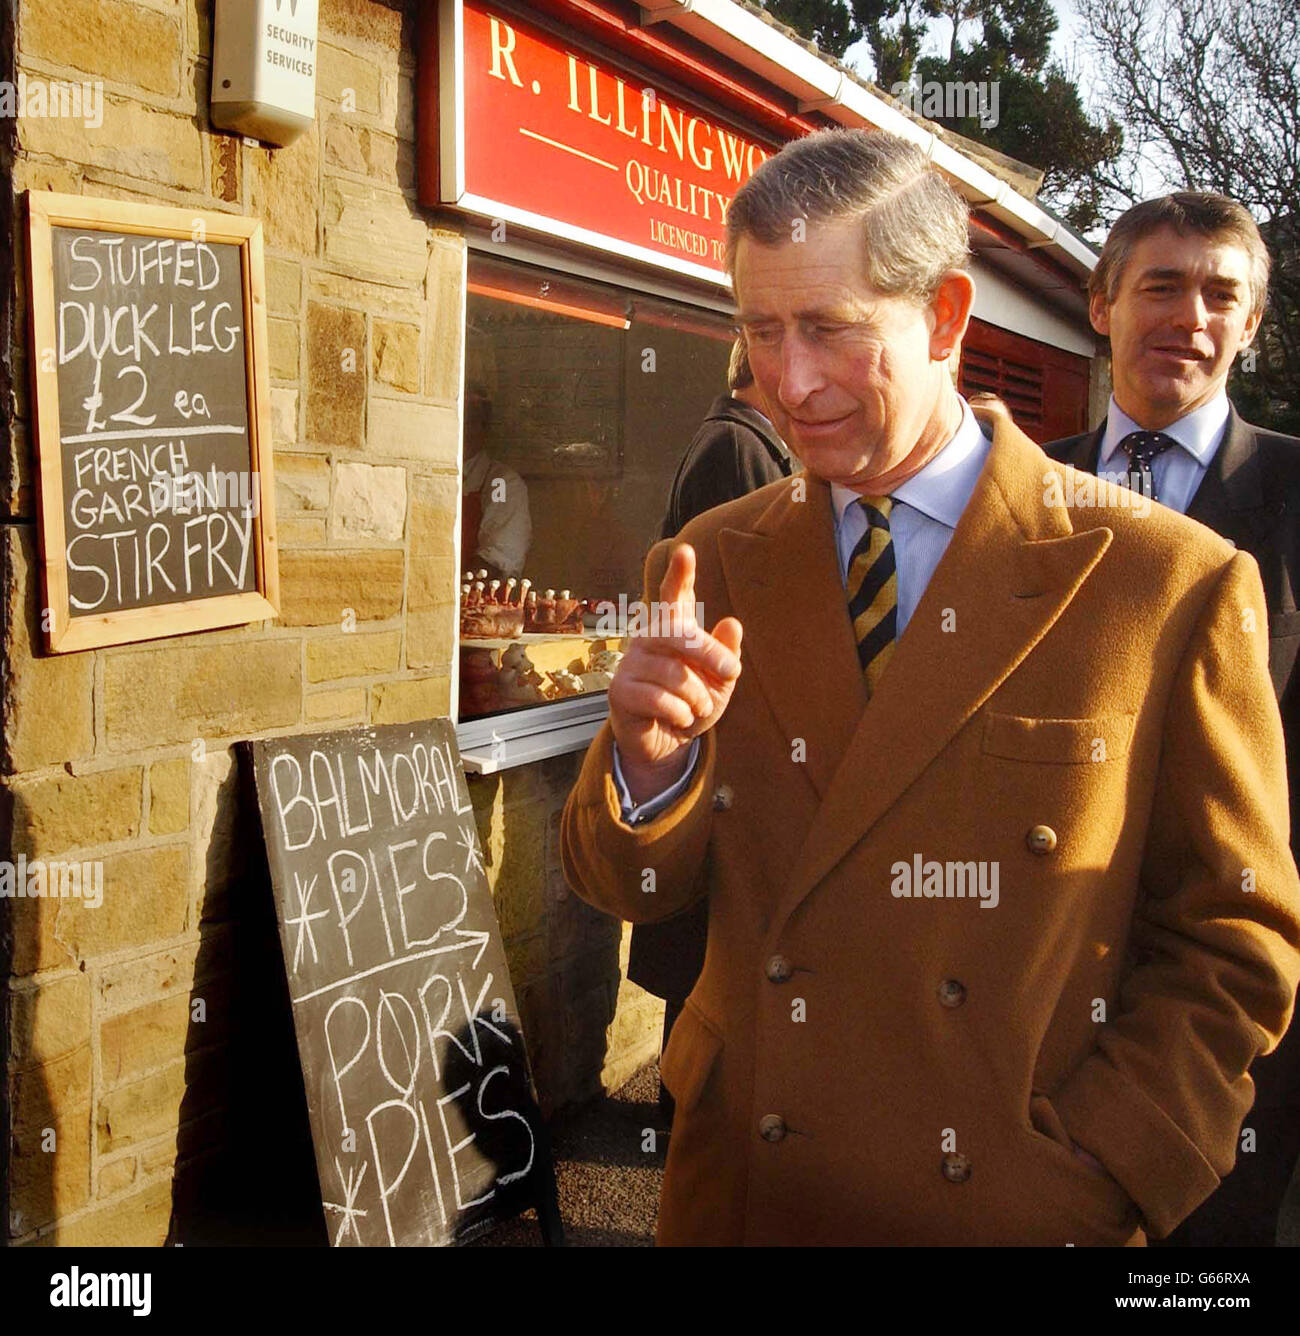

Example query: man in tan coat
[560,129,1300,1246]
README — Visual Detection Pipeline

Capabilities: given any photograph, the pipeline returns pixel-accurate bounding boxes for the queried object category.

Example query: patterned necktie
[847,496,897,697]
[1119,430,1176,503]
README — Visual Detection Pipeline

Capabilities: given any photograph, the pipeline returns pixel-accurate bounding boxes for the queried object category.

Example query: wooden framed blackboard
[248,719,560,1247]
[27,192,279,652]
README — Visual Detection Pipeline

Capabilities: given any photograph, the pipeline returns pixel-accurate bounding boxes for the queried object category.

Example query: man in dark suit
[636,339,793,1113]
[1046,191,1300,1246]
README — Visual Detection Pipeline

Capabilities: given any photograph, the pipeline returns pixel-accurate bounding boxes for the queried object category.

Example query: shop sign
[423,0,775,285]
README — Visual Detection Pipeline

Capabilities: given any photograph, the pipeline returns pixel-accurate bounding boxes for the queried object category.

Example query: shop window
[459,253,734,752]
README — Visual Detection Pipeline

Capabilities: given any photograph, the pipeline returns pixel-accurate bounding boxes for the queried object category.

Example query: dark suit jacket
[633,395,792,1005]
[1047,405,1300,1244]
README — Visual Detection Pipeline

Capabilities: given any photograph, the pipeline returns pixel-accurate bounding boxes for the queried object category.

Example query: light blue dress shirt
[614,397,992,823]
[1096,392,1229,516]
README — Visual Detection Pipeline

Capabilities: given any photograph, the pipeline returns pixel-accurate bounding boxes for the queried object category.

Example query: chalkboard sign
[27,192,279,652]
[248,719,559,1247]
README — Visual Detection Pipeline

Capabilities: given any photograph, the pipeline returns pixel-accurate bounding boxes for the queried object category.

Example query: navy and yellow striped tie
[847,495,897,697]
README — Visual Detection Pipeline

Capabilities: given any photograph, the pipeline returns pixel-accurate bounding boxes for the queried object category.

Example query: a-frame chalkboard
[248,719,560,1246]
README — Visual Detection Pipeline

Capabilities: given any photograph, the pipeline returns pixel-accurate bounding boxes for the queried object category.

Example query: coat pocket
[660,998,723,1115]
[981,712,1135,764]
[1027,1092,1137,1225]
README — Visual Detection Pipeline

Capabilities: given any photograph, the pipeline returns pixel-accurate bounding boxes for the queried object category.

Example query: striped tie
[847,495,897,696]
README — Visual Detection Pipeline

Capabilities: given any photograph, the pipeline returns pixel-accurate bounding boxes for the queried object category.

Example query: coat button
[937,978,967,1007]
[765,954,793,983]
[712,783,734,811]
[1026,824,1057,854]
[759,1114,787,1142]
[941,1152,972,1183]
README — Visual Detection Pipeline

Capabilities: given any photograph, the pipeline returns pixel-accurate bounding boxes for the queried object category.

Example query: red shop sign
[422,0,776,284]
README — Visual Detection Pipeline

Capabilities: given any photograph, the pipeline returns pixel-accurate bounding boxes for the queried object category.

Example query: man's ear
[1240,306,1263,352]
[1089,289,1111,338]
[929,269,975,360]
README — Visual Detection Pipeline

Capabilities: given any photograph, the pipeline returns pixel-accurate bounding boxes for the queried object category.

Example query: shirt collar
[1098,392,1230,470]
[830,397,990,530]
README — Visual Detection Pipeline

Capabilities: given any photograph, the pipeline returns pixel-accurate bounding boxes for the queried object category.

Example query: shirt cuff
[611,738,701,825]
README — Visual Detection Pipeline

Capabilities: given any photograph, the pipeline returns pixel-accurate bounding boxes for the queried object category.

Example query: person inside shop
[462,381,531,580]
[560,127,1300,1246]
[636,337,793,1118]
[657,337,794,541]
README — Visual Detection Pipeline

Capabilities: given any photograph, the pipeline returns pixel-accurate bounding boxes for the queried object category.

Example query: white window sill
[456,694,609,774]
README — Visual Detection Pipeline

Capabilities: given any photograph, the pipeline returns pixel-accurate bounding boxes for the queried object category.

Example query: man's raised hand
[608,543,743,802]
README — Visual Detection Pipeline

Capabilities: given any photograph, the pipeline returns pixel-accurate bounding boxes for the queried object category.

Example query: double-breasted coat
[1047,407,1300,1243]
[561,407,1300,1246]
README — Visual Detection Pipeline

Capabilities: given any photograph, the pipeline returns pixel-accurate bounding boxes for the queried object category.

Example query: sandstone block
[320,0,405,47]
[305,302,366,448]
[37,1176,173,1246]
[97,923,231,1018]
[306,630,400,681]
[372,319,420,392]
[8,1107,91,1235]
[101,982,229,1088]
[305,687,366,722]
[3,527,94,772]
[7,972,92,1070]
[20,96,204,191]
[278,549,403,626]
[149,758,191,835]
[367,397,458,464]
[245,121,319,255]
[103,640,301,749]
[425,235,466,402]
[271,388,299,446]
[96,1047,224,1155]
[22,0,181,96]
[12,845,190,975]
[323,177,429,283]
[318,40,382,113]
[308,268,424,320]
[275,450,330,511]
[8,765,143,856]
[278,515,328,547]
[407,473,458,667]
[266,257,302,315]
[268,316,300,381]
[370,675,450,724]
[330,460,407,541]
[97,1154,138,1198]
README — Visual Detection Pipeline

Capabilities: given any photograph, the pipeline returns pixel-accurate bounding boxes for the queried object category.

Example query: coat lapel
[718,477,866,801]
[774,410,1112,925]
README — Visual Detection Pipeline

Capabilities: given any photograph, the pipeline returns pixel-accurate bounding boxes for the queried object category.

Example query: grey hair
[725,129,971,302]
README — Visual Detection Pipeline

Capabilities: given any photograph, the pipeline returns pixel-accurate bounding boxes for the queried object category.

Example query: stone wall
[1,0,660,1246]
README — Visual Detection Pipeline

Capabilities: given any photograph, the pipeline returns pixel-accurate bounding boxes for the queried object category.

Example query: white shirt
[615,397,991,822]
[830,398,990,632]
[1096,392,1230,516]
[464,452,532,577]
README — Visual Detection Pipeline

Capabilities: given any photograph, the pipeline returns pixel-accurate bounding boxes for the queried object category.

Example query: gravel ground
[471,1060,668,1247]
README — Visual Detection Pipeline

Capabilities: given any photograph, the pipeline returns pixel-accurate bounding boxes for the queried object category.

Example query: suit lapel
[1057,422,1105,473]
[774,411,1112,925]
[1187,406,1266,536]
[718,478,865,801]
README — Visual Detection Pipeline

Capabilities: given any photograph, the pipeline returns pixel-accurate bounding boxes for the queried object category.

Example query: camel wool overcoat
[561,409,1300,1246]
